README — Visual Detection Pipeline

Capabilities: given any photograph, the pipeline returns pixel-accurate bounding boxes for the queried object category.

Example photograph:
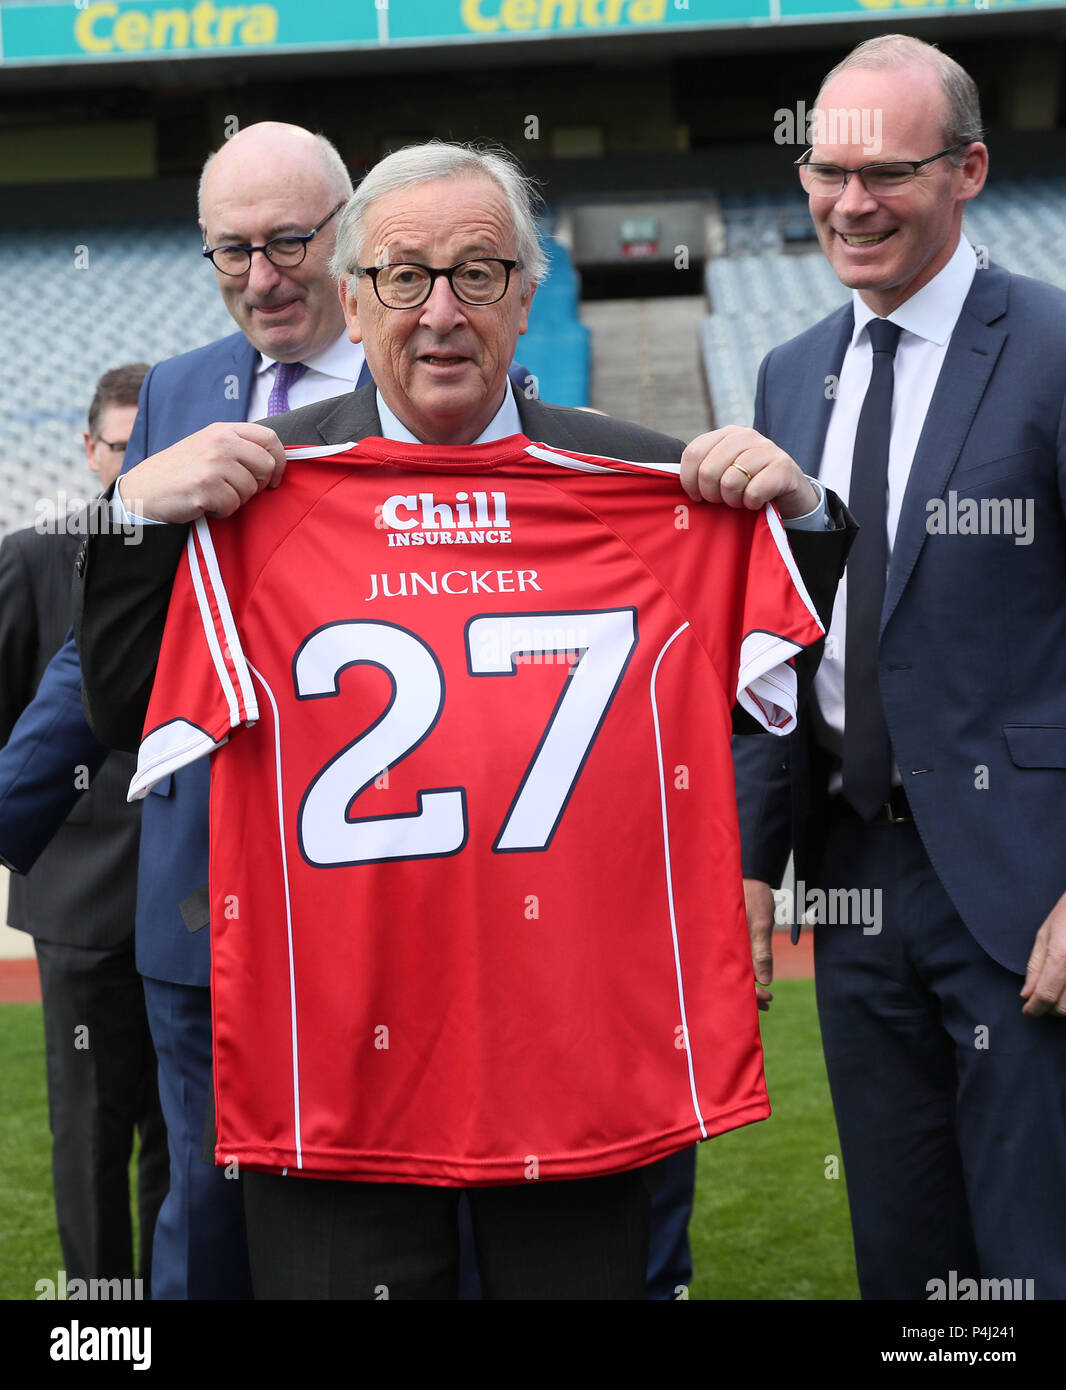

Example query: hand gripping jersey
[131,433,824,1186]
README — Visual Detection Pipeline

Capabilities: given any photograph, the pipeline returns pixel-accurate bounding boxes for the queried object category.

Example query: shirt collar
[375,380,522,444]
[256,332,365,385]
[851,237,977,348]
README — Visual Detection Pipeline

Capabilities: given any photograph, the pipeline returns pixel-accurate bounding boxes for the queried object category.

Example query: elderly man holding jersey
[75,141,851,1299]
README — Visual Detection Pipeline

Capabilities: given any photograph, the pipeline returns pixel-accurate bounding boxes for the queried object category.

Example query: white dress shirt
[814,236,977,746]
[248,334,365,423]
[375,382,522,445]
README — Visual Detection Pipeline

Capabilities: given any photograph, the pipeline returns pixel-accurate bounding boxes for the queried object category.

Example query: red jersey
[131,433,824,1185]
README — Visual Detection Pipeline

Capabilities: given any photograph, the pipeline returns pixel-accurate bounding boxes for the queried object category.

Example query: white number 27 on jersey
[293,609,637,866]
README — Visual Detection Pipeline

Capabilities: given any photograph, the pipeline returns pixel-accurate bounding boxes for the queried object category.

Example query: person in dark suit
[74,141,852,1299]
[0,120,530,1302]
[0,122,366,1300]
[0,364,168,1287]
[718,34,1066,1298]
[108,122,371,1300]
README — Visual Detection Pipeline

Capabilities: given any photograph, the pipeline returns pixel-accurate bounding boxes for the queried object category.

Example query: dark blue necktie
[842,317,902,820]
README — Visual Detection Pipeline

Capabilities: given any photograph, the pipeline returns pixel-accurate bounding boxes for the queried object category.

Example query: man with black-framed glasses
[73,139,852,1299]
[201,200,345,278]
[0,121,368,1301]
[686,32,1066,1299]
[355,255,520,308]
[196,196,354,393]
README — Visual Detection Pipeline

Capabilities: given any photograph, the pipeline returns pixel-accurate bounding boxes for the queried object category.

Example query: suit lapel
[883,265,1009,628]
[514,394,577,446]
[779,308,853,480]
[311,382,383,444]
[222,334,258,424]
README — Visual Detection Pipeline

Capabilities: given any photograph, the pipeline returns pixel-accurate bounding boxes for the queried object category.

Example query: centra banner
[1,0,1063,67]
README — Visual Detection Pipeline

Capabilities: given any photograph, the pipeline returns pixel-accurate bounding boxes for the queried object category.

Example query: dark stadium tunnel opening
[578,262,705,301]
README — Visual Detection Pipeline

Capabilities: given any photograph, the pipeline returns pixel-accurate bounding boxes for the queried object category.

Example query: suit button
[74,545,86,576]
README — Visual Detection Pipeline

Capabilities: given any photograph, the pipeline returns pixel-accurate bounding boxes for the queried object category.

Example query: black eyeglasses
[203,202,346,276]
[795,145,968,198]
[94,435,129,453]
[355,258,520,309]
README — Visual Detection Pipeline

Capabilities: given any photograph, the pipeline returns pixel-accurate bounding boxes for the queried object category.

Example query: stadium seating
[0,223,233,534]
[0,225,590,534]
[3,179,1066,533]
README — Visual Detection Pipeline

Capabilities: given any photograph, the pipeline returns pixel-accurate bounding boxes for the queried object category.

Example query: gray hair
[817,33,983,163]
[330,141,547,293]
[197,130,352,221]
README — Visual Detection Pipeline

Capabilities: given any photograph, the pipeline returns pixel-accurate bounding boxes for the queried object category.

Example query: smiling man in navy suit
[700,34,1066,1298]
[0,122,366,1298]
[118,123,367,1298]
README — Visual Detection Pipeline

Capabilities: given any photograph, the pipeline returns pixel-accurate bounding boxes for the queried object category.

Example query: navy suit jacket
[733,260,1066,975]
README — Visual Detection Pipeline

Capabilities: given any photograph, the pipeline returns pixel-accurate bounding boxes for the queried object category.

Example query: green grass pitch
[0,979,858,1300]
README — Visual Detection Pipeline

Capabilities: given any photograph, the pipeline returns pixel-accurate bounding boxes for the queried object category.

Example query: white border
[649,620,708,1140]
[247,662,304,1169]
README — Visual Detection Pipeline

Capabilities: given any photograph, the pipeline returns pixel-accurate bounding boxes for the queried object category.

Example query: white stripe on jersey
[191,518,259,725]
[283,441,358,460]
[764,505,823,630]
[649,620,709,1140]
[187,526,242,729]
[524,441,683,477]
[247,662,304,1170]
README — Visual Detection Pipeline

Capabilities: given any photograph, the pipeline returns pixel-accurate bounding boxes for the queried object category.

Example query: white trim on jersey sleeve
[737,634,804,734]
[734,505,825,735]
[764,504,822,628]
[128,720,225,801]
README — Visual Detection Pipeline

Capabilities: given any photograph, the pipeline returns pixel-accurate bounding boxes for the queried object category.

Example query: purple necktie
[267,361,308,417]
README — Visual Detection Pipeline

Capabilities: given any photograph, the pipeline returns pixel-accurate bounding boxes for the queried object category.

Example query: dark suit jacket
[0,520,139,948]
[0,333,270,982]
[733,260,1066,975]
[0,343,503,984]
[74,383,854,762]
